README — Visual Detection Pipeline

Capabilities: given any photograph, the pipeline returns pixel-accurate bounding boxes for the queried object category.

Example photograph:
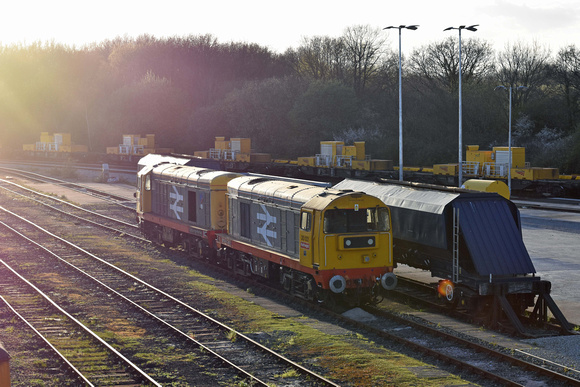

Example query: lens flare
[438,279,454,301]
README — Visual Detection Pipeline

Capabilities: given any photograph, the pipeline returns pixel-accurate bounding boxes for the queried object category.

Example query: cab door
[299,209,317,267]
[136,166,153,214]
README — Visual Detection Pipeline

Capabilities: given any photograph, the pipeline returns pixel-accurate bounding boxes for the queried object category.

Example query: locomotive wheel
[371,285,384,305]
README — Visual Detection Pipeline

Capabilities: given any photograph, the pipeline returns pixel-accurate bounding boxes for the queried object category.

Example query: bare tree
[496,41,551,106]
[342,25,389,94]
[551,44,580,130]
[409,37,495,91]
[289,36,346,81]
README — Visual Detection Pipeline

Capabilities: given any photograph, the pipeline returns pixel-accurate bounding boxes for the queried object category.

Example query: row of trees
[1,26,579,172]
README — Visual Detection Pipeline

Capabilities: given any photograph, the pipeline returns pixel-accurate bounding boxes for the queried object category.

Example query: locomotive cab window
[323,207,389,234]
[372,207,390,232]
[300,211,311,231]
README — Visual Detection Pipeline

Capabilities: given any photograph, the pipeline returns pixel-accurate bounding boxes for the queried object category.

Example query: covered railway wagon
[333,178,572,334]
[136,160,397,305]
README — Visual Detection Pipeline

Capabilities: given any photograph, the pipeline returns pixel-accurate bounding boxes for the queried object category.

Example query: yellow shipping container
[214,136,230,150]
[320,141,344,158]
[231,138,251,154]
[54,133,72,146]
[235,153,250,162]
[512,168,559,180]
[466,145,493,165]
[493,146,526,168]
[351,160,369,170]
[433,164,458,175]
[354,142,366,160]
[298,157,316,166]
[463,179,510,200]
[145,134,155,148]
[343,145,357,158]
[40,132,52,143]
[370,160,393,171]
[194,151,210,158]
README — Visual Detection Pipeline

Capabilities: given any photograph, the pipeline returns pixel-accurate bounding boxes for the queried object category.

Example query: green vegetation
[0,30,579,172]
[188,280,468,386]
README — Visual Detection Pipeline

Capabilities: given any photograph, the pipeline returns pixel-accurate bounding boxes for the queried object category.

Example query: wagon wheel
[438,280,459,307]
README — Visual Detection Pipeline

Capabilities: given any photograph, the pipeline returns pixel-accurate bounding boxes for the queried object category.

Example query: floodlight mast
[383,25,419,181]
[494,84,528,195]
[444,24,478,187]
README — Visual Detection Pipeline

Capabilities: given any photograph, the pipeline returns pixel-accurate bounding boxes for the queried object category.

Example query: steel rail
[0,255,161,386]
[0,181,145,241]
[0,217,274,387]
[364,303,580,386]
[0,206,339,386]
[0,166,134,206]
[0,296,94,386]
[190,255,580,386]
[0,178,137,227]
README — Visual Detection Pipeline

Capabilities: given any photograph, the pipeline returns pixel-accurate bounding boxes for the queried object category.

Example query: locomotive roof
[138,153,190,170]
[228,175,368,210]
[150,164,239,187]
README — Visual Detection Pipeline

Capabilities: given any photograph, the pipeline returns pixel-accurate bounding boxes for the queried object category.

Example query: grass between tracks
[0,218,470,386]
[188,280,470,387]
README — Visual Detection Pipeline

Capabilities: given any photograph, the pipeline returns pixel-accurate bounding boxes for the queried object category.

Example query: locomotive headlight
[381,272,397,290]
[341,236,375,249]
[329,275,346,294]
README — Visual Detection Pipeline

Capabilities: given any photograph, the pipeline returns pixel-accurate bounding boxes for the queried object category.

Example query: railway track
[0,206,339,386]
[3,164,580,385]
[0,264,160,386]
[194,262,580,386]
[0,177,142,239]
[0,165,135,208]
[514,197,580,214]
[362,301,580,386]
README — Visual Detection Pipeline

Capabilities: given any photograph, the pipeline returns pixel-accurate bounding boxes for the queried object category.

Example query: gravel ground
[519,335,580,373]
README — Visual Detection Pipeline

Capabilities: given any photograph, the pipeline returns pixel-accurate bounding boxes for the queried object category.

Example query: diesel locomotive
[136,161,397,306]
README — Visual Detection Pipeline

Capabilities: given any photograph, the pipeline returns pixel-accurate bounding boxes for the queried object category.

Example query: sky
[1,0,578,55]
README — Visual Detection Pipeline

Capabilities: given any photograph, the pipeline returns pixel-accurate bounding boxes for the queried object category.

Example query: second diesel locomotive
[136,161,397,305]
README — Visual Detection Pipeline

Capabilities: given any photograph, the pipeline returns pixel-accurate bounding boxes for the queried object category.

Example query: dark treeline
[1,26,579,172]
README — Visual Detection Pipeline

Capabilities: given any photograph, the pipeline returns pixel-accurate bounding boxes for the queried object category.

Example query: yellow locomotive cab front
[299,193,395,293]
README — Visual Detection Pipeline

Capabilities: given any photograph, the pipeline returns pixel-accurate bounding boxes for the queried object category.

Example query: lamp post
[444,25,478,187]
[384,25,419,182]
[494,85,528,195]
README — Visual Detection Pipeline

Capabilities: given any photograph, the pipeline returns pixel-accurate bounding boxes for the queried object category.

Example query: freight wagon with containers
[334,178,573,335]
[10,134,580,197]
[183,137,580,197]
[136,158,397,306]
